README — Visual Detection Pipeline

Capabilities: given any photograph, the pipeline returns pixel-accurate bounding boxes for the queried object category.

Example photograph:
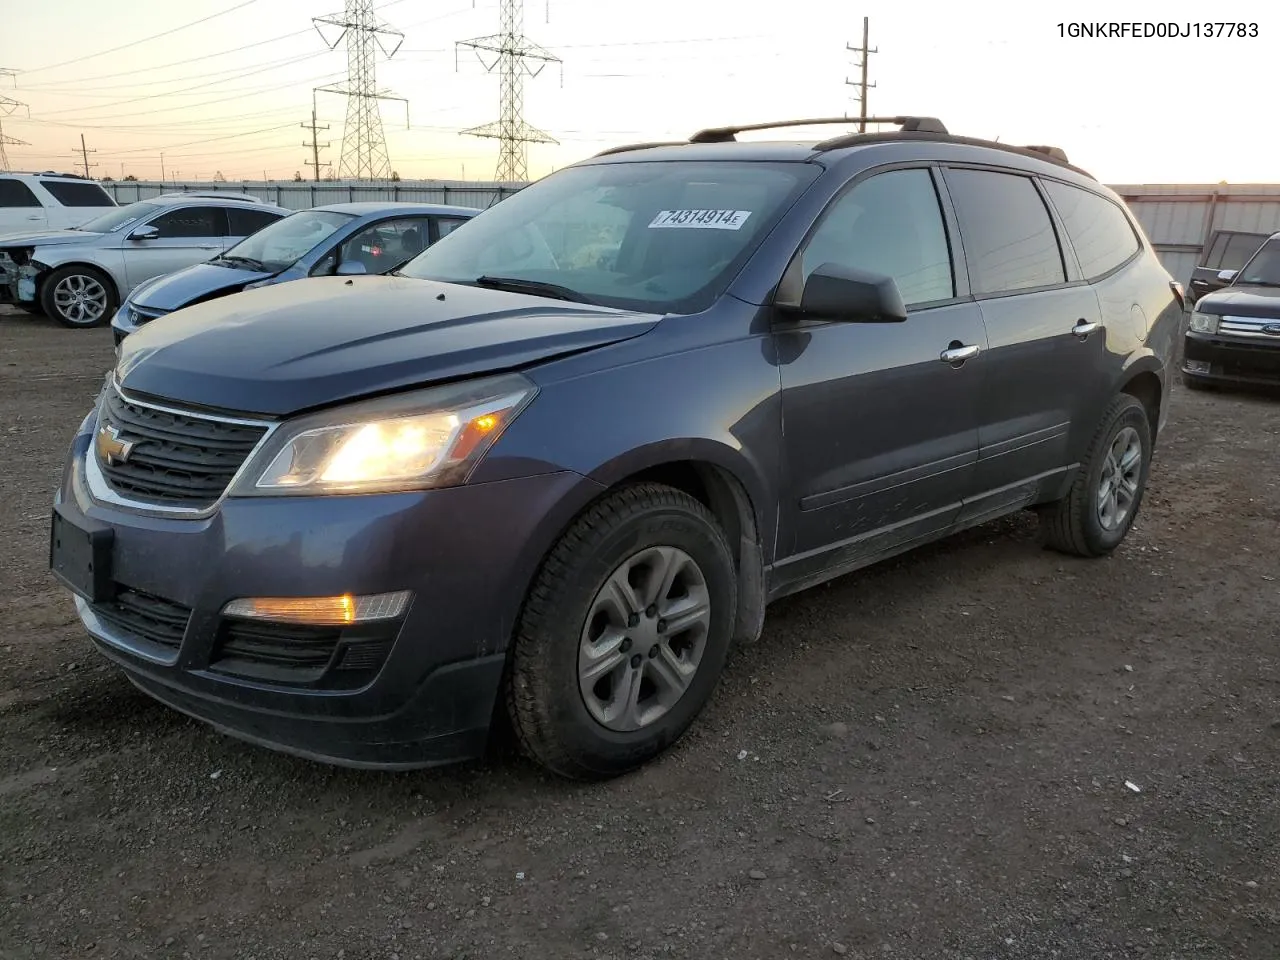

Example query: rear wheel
[1039,394,1152,557]
[40,265,117,328]
[506,483,737,780]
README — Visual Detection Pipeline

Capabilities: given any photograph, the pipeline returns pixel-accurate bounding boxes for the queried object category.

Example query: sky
[1,0,1274,184]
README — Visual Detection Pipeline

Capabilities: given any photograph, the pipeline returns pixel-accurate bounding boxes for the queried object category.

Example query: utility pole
[75,133,97,179]
[457,0,563,184]
[845,17,877,132]
[160,152,166,182]
[302,103,331,181]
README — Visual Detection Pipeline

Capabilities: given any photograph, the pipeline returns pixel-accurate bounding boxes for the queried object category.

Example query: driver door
[123,205,229,288]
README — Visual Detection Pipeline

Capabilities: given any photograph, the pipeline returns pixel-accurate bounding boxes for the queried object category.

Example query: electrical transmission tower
[457,0,562,184]
[302,105,332,181]
[313,0,408,181]
[845,17,877,131]
[0,70,28,172]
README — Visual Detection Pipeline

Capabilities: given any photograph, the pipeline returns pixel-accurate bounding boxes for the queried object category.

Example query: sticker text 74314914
[648,209,753,230]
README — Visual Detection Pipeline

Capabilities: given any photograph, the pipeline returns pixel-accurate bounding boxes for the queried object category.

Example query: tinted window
[400,160,818,313]
[39,180,113,207]
[946,168,1065,294]
[149,206,227,239]
[435,216,470,239]
[1043,180,1139,280]
[1222,232,1266,270]
[801,168,954,306]
[338,217,434,273]
[227,208,283,236]
[0,179,40,208]
[1236,238,1280,286]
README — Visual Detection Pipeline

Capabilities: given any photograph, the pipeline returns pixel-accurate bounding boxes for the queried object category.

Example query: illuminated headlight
[1188,310,1219,334]
[230,373,537,496]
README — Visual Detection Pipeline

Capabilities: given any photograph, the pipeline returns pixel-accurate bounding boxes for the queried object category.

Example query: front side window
[148,206,227,239]
[338,217,434,273]
[0,179,41,208]
[945,168,1066,295]
[39,180,114,207]
[223,209,353,273]
[399,160,820,313]
[1042,180,1140,280]
[1235,239,1280,287]
[1222,233,1267,271]
[800,168,954,307]
[75,201,161,233]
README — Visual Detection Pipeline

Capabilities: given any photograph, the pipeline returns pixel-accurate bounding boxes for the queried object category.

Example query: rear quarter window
[1041,180,1140,280]
[39,180,115,207]
[0,178,41,208]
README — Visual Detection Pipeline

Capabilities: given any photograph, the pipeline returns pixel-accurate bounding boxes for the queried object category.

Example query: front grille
[211,619,397,689]
[1218,315,1280,338]
[130,304,170,325]
[90,586,192,651]
[96,389,268,509]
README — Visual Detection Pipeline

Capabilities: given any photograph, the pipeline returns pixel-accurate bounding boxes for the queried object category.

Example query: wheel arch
[35,258,122,305]
[1115,353,1165,442]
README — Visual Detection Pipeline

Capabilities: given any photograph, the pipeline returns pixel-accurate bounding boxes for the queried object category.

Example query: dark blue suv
[50,117,1183,780]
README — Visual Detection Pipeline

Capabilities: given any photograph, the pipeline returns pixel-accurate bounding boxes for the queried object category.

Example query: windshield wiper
[216,254,268,271]
[474,275,595,304]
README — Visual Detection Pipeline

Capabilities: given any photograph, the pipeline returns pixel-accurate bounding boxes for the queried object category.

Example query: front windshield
[75,202,162,234]
[1236,239,1280,286]
[220,209,355,272]
[398,160,818,313]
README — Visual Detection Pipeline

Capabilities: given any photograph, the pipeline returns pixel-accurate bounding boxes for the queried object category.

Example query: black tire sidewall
[1078,399,1152,552]
[532,500,737,775]
[40,266,117,328]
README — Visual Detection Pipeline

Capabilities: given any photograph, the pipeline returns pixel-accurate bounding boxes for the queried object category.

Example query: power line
[15,1,261,76]
[458,0,562,184]
[845,16,877,131]
[314,0,408,180]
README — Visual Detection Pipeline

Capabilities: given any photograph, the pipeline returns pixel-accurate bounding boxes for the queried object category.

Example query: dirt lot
[1,305,1277,960]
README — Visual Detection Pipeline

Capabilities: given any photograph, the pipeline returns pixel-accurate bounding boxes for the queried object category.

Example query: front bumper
[1183,330,1280,385]
[54,419,602,769]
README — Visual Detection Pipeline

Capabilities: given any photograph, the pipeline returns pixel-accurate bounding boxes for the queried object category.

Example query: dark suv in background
[51,115,1182,780]
[1187,229,1269,306]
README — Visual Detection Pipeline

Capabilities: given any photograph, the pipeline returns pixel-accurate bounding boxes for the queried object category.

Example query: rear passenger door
[940,166,1105,499]
[773,165,988,573]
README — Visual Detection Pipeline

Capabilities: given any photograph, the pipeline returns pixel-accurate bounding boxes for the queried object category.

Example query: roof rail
[591,140,689,158]
[689,115,948,143]
[1023,144,1069,163]
[157,191,264,203]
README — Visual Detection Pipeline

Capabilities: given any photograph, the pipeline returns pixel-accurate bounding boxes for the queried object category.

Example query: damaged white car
[0,192,288,327]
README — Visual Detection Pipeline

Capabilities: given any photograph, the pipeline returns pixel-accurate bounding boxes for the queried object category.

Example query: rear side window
[0,179,40,208]
[945,168,1066,295]
[801,168,954,306]
[39,180,113,207]
[227,208,283,236]
[1042,180,1139,280]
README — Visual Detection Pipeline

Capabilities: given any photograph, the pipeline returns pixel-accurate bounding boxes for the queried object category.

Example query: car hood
[1195,285,1280,317]
[0,229,98,248]
[115,274,662,416]
[132,261,274,312]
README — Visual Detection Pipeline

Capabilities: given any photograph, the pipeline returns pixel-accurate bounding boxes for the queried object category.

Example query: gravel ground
[1,306,1278,960]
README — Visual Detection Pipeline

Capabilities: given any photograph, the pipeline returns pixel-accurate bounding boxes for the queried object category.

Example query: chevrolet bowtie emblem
[96,423,136,466]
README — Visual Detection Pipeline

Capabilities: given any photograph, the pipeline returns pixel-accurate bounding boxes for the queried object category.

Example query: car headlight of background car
[228,373,538,497]
[1188,310,1220,334]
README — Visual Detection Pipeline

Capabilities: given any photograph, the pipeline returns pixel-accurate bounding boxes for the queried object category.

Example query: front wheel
[1038,394,1152,557]
[506,483,738,780]
[40,265,117,328]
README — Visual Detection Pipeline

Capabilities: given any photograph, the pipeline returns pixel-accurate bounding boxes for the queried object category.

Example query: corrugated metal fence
[100,179,521,211]
[102,179,1280,289]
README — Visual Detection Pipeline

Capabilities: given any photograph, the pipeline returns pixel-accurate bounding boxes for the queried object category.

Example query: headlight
[231,373,537,497]
[1189,310,1219,334]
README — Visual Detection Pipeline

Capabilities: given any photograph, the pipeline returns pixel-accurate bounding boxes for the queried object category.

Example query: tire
[39,265,117,328]
[506,482,738,780]
[1038,394,1152,558]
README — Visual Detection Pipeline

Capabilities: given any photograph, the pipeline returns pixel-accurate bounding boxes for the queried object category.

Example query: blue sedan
[110,201,480,345]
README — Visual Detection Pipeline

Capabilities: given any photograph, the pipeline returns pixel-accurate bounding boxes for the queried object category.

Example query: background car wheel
[1038,394,1152,558]
[506,482,738,781]
[39,265,117,328]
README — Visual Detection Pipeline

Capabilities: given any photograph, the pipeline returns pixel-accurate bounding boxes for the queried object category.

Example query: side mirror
[1217,268,1238,283]
[128,225,159,242]
[793,263,908,322]
[336,260,366,276]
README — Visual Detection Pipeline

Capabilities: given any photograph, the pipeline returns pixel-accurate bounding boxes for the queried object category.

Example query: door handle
[939,343,980,364]
[1072,319,1100,339]
[26,215,42,220]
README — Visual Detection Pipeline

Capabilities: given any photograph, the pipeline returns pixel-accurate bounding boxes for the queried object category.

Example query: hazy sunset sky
[2,0,1273,184]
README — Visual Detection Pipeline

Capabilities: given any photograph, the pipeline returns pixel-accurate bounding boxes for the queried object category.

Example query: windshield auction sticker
[648,209,753,230]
